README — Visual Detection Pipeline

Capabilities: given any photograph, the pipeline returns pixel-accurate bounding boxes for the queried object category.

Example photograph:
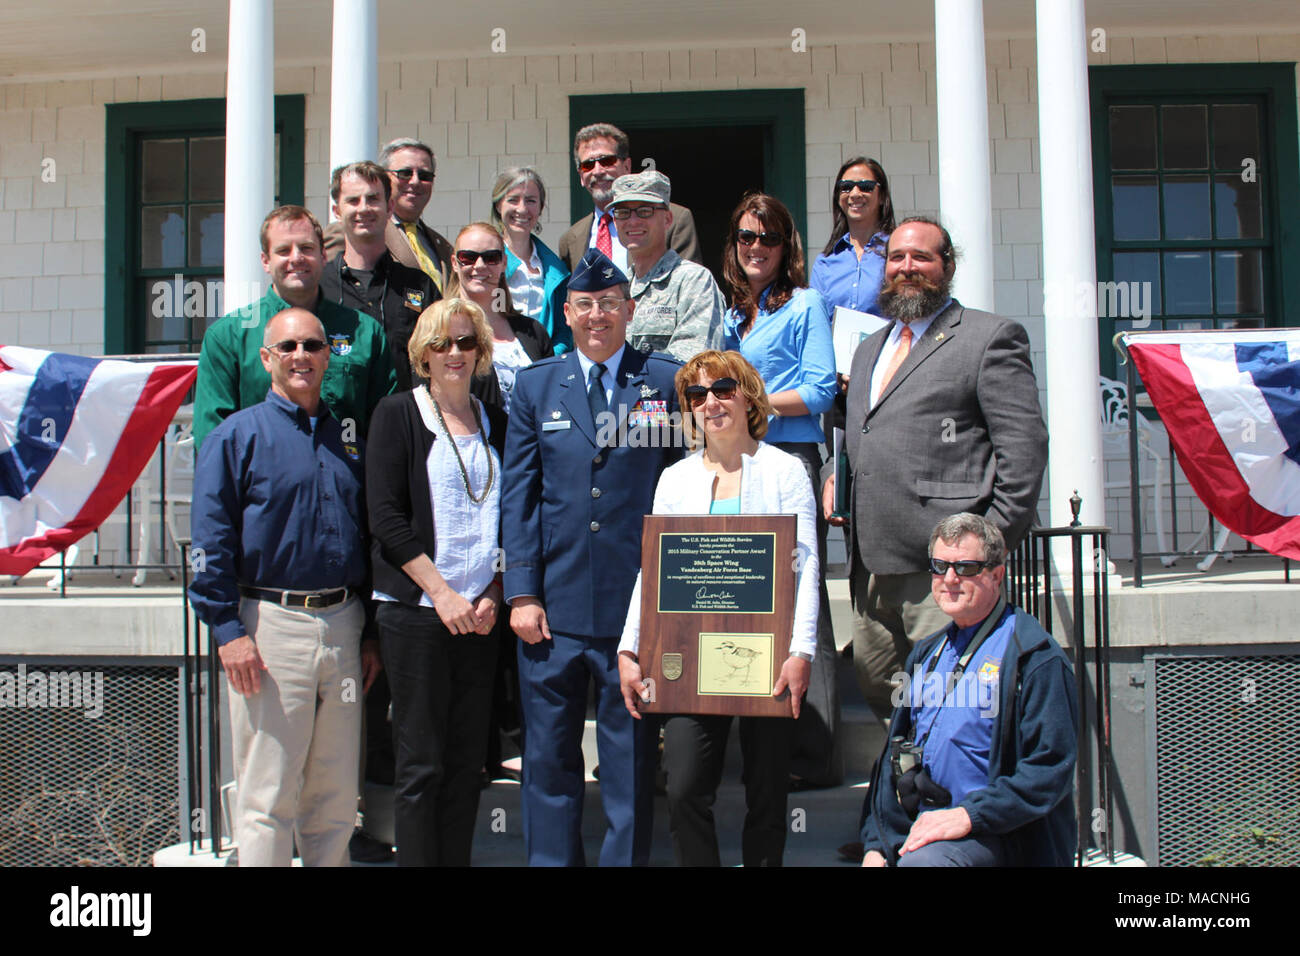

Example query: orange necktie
[874,323,913,404]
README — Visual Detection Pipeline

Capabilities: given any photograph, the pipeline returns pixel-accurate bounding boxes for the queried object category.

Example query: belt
[239,585,352,609]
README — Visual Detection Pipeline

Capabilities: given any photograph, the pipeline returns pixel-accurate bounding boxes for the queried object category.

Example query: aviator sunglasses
[928,558,997,577]
[684,378,740,408]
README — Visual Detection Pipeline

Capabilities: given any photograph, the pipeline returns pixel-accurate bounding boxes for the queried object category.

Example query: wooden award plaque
[636,514,797,717]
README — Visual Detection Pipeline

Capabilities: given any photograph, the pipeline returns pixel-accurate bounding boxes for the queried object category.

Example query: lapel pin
[640,384,656,398]
[936,333,944,341]
[552,411,561,420]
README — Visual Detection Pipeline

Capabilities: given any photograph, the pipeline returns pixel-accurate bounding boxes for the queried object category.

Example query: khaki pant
[850,563,951,725]
[229,595,363,867]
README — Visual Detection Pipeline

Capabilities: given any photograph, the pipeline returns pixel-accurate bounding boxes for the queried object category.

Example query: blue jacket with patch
[861,607,1078,866]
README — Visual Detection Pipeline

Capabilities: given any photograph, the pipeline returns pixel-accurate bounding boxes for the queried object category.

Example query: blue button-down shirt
[908,604,1015,808]
[810,231,890,315]
[723,286,836,445]
[188,389,368,645]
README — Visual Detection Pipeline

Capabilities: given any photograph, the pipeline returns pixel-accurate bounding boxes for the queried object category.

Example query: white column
[224,0,275,314]
[328,0,378,189]
[934,0,995,312]
[1036,0,1105,532]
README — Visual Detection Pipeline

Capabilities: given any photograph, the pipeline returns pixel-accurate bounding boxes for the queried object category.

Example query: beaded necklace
[430,391,495,504]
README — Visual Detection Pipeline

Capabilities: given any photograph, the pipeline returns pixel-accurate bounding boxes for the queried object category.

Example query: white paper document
[832,306,889,374]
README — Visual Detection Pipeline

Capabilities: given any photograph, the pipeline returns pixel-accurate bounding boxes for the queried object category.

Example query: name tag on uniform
[543,420,571,432]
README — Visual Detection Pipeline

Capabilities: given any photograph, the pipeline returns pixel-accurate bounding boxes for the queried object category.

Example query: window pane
[1113,251,1162,316]
[1162,105,1208,169]
[1215,250,1263,315]
[140,138,186,202]
[188,204,224,267]
[1163,317,1210,331]
[140,205,186,269]
[198,279,225,333]
[1163,250,1212,314]
[1112,176,1160,240]
[1110,106,1157,169]
[1162,175,1211,239]
[1213,104,1259,169]
[189,136,225,201]
[1214,175,1262,239]
[143,277,188,343]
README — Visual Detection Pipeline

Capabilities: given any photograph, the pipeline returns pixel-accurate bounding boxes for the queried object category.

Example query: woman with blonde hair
[366,297,506,865]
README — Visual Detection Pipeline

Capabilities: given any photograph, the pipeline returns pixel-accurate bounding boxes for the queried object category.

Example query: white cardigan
[618,442,820,659]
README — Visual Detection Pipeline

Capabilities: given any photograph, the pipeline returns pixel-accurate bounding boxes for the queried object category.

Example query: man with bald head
[190,306,379,867]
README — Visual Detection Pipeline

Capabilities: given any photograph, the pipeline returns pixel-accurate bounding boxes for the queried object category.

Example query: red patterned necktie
[596,213,613,258]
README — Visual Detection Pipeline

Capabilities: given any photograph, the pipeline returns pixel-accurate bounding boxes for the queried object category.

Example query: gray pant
[849,562,950,725]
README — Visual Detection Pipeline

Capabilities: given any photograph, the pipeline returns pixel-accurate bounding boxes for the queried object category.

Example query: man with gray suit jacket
[822,217,1048,725]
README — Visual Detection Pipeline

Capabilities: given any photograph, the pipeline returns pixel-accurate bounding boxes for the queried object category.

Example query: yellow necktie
[402,221,443,292]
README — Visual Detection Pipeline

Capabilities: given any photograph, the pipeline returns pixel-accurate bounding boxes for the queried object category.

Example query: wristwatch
[790,651,813,662]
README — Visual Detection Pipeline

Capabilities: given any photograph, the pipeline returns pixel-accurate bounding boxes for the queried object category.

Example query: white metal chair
[132,404,195,586]
[1100,376,1176,566]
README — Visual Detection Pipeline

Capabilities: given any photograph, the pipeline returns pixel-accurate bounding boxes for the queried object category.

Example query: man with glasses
[557,122,703,274]
[320,161,437,392]
[822,216,1048,731]
[194,205,396,448]
[502,248,682,866]
[380,138,454,292]
[190,306,381,866]
[606,170,724,363]
[858,513,1076,867]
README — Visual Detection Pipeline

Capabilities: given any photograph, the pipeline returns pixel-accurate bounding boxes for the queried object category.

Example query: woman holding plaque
[367,297,505,866]
[617,349,819,867]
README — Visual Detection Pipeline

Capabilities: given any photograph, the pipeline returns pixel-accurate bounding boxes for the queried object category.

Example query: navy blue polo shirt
[188,389,368,645]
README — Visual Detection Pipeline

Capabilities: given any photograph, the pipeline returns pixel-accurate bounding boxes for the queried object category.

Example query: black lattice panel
[0,665,181,866]
[1153,654,1300,866]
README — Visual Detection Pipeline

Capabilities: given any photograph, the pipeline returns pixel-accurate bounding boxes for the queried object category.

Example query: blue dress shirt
[723,286,836,445]
[188,389,369,646]
[909,604,1015,808]
[810,231,890,314]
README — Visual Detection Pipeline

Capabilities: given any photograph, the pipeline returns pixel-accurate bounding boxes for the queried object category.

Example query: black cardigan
[470,310,554,411]
[365,387,509,607]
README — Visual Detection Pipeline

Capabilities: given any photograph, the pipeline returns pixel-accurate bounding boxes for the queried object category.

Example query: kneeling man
[861,512,1077,867]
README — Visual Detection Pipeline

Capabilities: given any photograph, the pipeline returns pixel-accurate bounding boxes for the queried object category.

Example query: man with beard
[821,217,1047,727]
[557,123,702,274]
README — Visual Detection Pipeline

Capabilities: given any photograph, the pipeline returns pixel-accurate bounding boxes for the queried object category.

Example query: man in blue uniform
[189,306,380,866]
[502,249,682,866]
[860,512,1077,867]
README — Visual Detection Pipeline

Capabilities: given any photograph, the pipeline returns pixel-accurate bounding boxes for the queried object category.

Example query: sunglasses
[684,378,740,408]
[265,338,328,355]
[837,178,879,194]
[610,205,665,221]
[577,153,624,173]
[388,167,435,183]
[736,229,784,248]
[429,334,479,353]
[455,248,505,266]
[928,558,996,577]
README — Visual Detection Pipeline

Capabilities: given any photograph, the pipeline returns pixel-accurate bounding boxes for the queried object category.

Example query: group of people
[187,120,1079,869]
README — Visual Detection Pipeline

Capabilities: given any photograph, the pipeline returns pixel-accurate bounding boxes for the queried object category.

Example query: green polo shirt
[192,288,396,448]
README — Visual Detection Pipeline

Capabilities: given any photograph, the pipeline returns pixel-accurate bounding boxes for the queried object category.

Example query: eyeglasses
[429,334,479,353]
[388,167,435,183]
[736,229,784,248]
[928,558,996,577]
[455,248,505,266]
[610,205,665,221]
[684,378,740,407]
[577,153,624,173]
[264,338,328,355]
[837,179,879,194]
[569,296,626,315]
